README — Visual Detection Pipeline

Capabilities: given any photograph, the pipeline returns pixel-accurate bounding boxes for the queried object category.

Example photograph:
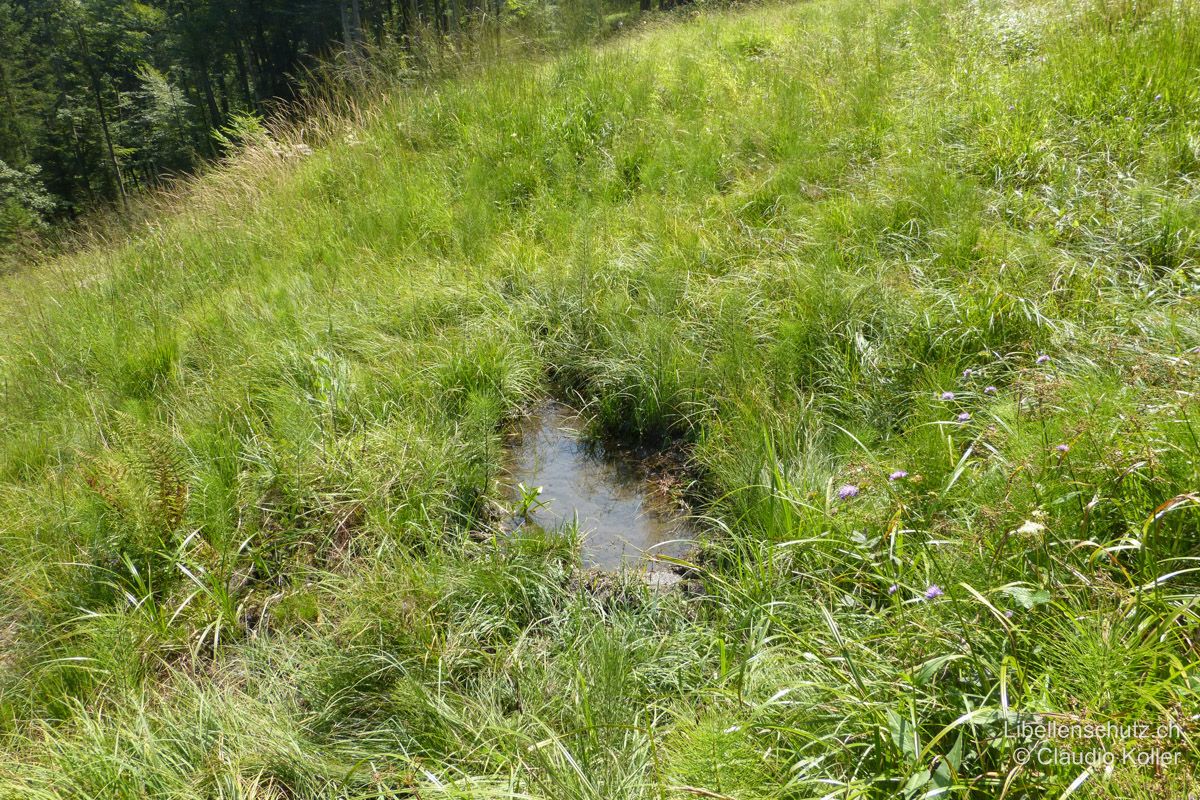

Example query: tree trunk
[72,21,127,211]
[376,0,390,46]
[0,62,27,160]
[216,70,230,118]
[351,0,366,45]
[68,117,96,206]
[340,0,365,63]
[180,72,216,157]
[433,0,446,33]
[233,37,255,107]
[197,64,221,129]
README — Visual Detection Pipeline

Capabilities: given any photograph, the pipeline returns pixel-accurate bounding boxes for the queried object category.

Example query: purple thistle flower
[962,369,973,379]
[837,484,859,500]
[1004,609,1014,619]
[1055,443,1069,453]
[940,391,955,401]
[957,412,971,422]
[984,385,998,395]
[888,584,899,595]
[924,584,944,600]
[889,470,908,481]
[1155,93,1163,101]
[1036,354,1050,365]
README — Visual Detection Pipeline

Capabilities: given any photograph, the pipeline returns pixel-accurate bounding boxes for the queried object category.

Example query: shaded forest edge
[0,0,700,260]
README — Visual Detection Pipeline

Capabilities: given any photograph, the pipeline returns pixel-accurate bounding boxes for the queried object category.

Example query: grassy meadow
[1,0,1199,796]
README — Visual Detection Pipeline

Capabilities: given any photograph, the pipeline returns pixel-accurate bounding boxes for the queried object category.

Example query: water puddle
[502,402,694,572]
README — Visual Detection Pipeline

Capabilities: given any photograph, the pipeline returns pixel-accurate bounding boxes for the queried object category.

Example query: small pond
[502,402,694,572]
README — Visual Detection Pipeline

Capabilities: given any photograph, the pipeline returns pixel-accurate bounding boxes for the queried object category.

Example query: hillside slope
[1,0,1199,797]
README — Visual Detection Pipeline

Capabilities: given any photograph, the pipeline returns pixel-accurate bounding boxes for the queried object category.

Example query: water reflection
[502,402,693,570]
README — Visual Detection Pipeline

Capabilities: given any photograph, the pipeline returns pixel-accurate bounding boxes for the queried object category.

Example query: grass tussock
[1,0,1199,796]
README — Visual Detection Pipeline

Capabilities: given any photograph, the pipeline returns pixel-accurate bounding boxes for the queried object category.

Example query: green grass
[1,0,1199,796]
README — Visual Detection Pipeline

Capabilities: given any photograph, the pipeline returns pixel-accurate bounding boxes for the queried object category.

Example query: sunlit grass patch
[0,0,1198,796]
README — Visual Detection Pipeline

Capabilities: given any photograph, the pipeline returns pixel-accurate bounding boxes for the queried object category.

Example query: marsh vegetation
[0,0,1198,796]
